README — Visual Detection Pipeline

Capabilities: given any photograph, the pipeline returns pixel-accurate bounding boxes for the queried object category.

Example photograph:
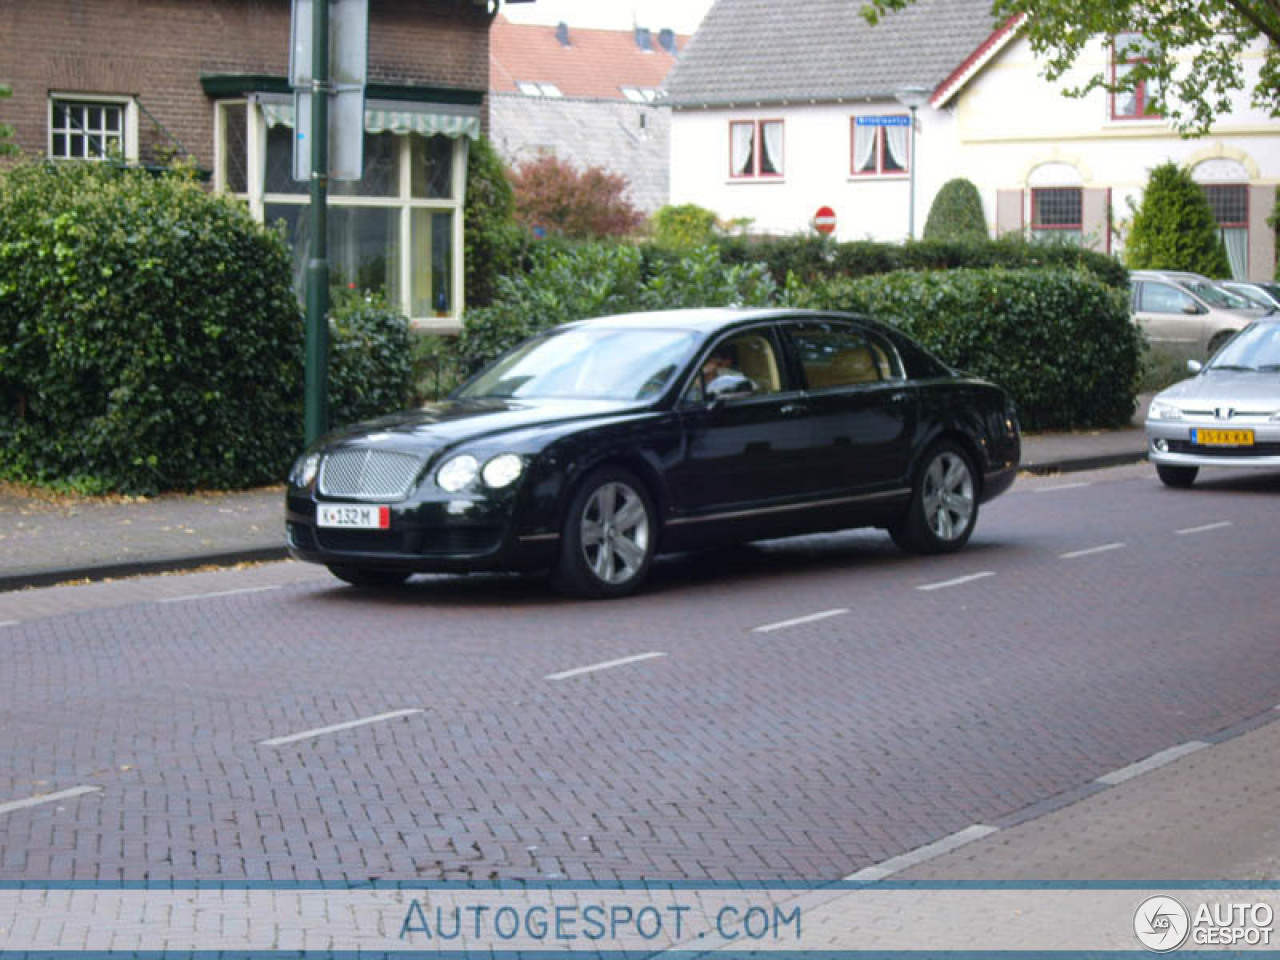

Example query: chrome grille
[318,448,423,501]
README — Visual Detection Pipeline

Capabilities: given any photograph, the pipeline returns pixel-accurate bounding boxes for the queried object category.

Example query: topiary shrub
[0,160,303,495]
[1126,161,1231,277]
[651,203,720,250]
[464,136,525,309]
[783,267,1140,431]
[327,288,413,427]
[922,178,989,243]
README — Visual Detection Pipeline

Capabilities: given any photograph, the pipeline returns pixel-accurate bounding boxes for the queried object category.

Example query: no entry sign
[813,206,837,235]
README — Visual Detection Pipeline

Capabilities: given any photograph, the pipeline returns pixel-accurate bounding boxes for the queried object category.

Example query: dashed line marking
[916,571,996,592]
[1059,542,1126,560]
[159,585,281,604]
[1034,482,1092,493]
[0,785,102,817]
[258,708,425,747]
[753,608,849,634]
[844,824,999,883]
[1095,741,1209,785]
[546,652,667,681]
[0,620,18,629]
[1176,521,1233,536]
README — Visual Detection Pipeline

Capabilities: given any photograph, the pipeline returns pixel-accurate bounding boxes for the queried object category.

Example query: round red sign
[813,206,837,235]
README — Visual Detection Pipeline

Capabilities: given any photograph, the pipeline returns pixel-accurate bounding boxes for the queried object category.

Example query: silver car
[1130,270,1262,358]
[1146,316,1280,487]
[1221,280,1280,311]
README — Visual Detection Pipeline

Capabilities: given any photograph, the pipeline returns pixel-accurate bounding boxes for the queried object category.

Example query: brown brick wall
[0,0,491,170]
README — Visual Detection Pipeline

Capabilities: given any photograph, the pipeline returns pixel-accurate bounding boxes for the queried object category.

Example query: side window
[787,323,902,390]
[1141,282,1193,314]
[683,331,783,403]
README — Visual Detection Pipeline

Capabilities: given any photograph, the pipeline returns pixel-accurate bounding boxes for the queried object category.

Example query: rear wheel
[553,467,656,598]
[1156,464,1198,488]
[327,565,411,588]
[890,441,979,554]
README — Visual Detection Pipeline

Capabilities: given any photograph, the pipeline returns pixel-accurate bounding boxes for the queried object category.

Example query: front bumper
[1145,419,1280,469]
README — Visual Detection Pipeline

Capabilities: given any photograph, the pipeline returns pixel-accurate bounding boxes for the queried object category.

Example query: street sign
[813,206,837,235]
[855,115,911,126]
[290,0,368,181]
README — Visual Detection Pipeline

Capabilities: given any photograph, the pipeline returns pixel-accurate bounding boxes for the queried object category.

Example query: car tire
[553,466,656,598]
[327,565,411,588]
[1156,464,1198,488]
[890,441,979,554]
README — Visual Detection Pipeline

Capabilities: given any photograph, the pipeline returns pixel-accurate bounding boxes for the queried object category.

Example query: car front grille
[318,448,424,500]
[1168,440,1280,457]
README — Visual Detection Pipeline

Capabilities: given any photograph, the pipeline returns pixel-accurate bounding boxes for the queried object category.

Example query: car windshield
[1207,323,1280,372]
[1186,280,1251,309]
[458,327,702,401]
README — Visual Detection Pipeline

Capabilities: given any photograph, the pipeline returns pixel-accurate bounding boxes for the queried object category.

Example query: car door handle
[889,391,911,403]
[780,403,805,416]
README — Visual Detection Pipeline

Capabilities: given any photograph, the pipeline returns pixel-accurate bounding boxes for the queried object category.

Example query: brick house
[0,0,503,329]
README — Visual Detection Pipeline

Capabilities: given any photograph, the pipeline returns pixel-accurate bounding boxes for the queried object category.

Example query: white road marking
[1034,482,1092,493]
[1176,521,1233,536]
[159,585,281,604]
[0,785,102,817]
[0,620,17,628]
[1059,542,1126,560]
[258,708,425,747]
[1095,741,1209,785]
[545,652,667,681]
[916,571,996,592]
[844,824,999,883]
[753,608,849,634]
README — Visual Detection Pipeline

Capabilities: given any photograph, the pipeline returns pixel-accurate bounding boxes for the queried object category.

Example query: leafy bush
[410,332,467,403]
[0,160,303,494]
[1126,161,1231,277]
[651,203,720,249]
[327,289,413,427]
[923,178,989,243]
[0,85,17,157]
[782,267,1140,431]
[464,136,525,309]
[509,154,644,239]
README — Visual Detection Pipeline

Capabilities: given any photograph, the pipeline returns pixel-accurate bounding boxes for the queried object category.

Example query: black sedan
[286,309,1020,597]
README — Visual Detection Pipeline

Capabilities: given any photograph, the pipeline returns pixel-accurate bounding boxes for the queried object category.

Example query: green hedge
[327,290,413,428]
[782,267,1140,431]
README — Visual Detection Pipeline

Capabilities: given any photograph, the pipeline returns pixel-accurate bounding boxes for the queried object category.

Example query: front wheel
[1156,464,1198,488]
[327,565,411,588]
[553,467,656,598]
[890,441,979,554]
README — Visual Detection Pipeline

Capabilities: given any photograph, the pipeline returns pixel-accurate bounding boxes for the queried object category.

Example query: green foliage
[326,289,413,428]
[456,243,776,370]
[464,136,525,309]
[1125,161,1231,277]
[651,204,720,250]
[509,154,645,239]
[862,0,1280,135]
[922,179,989,243]
[0,85,17,158]
[782,267,1140,430]
[0,160,303,495]
[410,333,468,403]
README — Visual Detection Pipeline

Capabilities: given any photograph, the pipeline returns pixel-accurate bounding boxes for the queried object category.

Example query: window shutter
[1248,184,1276,281]
[996,189,1024,237]
[1082,188,1111,253]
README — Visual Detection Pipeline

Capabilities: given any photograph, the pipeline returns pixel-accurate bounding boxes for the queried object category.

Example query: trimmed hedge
[923,178,989,243]
[327,290,413,428]
[782,267,1140,431]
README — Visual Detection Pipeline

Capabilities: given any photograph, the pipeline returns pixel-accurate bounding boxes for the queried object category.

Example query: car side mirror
[1182,302,1203,315]
[706,374,755,404]
[1187,359,1203,373]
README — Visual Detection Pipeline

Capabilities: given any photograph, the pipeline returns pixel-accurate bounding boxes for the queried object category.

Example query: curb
[1020,451,1148,476]
[0,546,290,594]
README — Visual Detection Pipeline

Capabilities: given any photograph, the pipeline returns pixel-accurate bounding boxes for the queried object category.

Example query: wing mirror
[1182,302,1204,315]
[706,374,756,404]
[1187,359,1203,373]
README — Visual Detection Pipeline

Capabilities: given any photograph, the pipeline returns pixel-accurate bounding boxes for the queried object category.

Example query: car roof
[560,307,875,336]
[1131,269,1211,282]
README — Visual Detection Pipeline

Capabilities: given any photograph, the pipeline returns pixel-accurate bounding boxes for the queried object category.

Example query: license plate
[316,504,391,529]
[1191,428,1255,447]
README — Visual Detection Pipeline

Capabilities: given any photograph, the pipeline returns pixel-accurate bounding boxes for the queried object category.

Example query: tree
[508,154,644,239]
[922,178,989,243]
[1125,161,1231,276]
[464,136,523,309]
[862,0,1280,134]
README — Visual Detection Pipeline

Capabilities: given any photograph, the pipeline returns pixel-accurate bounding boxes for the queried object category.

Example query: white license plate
[316,504,391,530]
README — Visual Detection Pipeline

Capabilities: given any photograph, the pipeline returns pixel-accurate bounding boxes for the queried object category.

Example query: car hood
[321,397,648,453]
[1157,371,1280,409]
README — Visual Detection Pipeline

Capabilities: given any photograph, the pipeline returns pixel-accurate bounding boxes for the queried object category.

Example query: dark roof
[664,0,998,107]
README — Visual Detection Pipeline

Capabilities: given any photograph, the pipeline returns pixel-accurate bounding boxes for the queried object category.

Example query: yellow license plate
[1192,428,1255,447]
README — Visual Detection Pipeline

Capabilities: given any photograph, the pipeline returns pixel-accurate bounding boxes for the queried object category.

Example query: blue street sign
[856,115,911,126]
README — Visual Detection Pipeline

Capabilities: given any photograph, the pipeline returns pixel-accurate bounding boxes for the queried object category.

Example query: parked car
[1220,280,1280,311]
[1145,315,1280,488]
[285,308,1022,597]
[1130,270,1263,358]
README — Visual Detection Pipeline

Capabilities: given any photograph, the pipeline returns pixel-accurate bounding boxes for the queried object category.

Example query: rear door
[1132,280,1208,353]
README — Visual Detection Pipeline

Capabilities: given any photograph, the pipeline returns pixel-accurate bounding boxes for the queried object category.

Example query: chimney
[555,21,570,46]
[635,26,653,52]
[658,28,677,55]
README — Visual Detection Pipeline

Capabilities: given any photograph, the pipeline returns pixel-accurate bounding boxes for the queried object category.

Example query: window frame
[47,93,138,162]
[1203,183,1249,280]
[850,115,911,178]
[728,119,785,181]
[1030,187,1084,242]
[1110,32,1161,121]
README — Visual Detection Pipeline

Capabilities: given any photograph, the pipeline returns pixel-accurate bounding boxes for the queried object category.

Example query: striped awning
[258,97,479,140]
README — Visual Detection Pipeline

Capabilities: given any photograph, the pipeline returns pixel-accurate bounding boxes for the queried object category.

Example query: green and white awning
[257,96,479,140]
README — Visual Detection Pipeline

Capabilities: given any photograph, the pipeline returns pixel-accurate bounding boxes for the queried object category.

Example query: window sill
[726,177,787,185]
[847,173,910,182]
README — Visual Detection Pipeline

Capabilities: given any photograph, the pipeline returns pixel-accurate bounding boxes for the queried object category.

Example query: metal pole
[303,0,330,444]
[907,106,918,241]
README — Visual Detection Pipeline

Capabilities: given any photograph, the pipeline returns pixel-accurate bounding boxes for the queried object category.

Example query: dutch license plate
[1191,428,1255,447]
[317,504,391,530]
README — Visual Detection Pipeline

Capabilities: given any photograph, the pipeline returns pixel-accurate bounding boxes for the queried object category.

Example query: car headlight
[290,452,321,488]
[1148,400,1183,421]
[482,453,525,489]
[436,454,479,493]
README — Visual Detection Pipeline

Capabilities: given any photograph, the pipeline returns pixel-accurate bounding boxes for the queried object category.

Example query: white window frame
[48,93,138,162]
[850,116,910,178]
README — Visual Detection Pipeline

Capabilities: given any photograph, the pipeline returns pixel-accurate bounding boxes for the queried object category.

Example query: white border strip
[916,571,995,592]
[546,652,666,681]
[0,785,102,817]
[844,824,999,884]
[1176,521,1232,536]
[1095,741,1209,785]
[0,620,17,628]
[1059,542,1126,559]
[1034,482,1091,493]
[753,608,849,634]
[159,585,281,604]
[259,708,424,747]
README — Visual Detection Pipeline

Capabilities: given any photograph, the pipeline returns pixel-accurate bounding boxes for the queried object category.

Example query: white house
[665,0,1278,280]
